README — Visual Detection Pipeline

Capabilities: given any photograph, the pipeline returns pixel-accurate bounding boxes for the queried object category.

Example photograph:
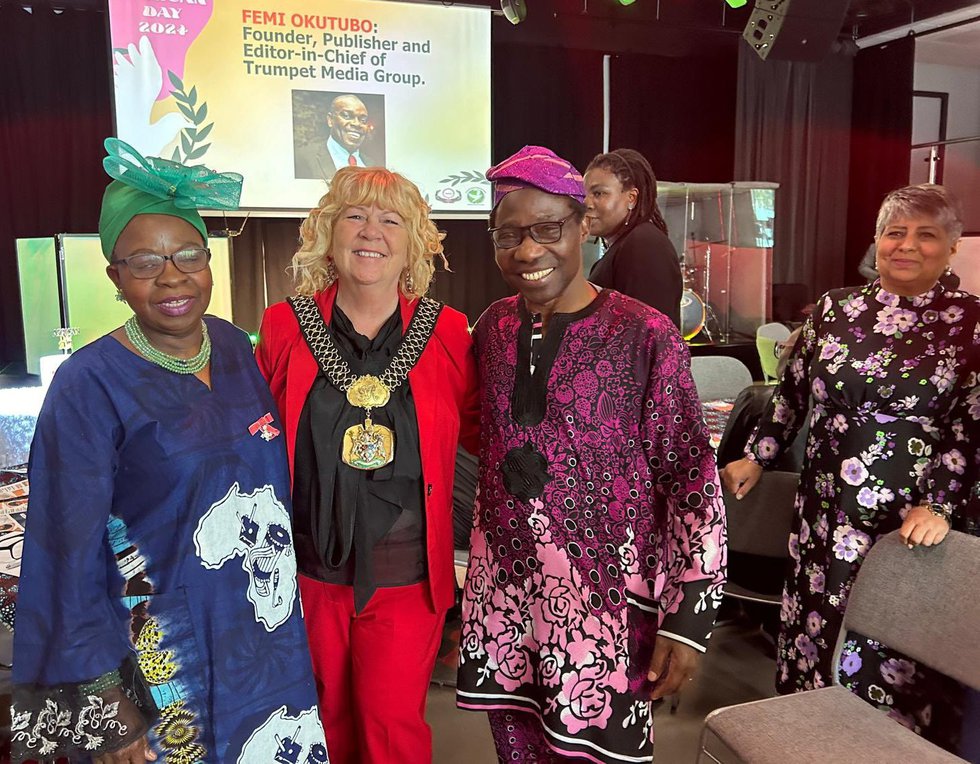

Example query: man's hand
[648,636,701,700]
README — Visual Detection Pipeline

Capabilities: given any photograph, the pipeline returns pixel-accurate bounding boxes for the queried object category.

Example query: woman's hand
[719,458,764,500]
[93,735,157,764]
[648,637,700,700]
[899,505,951,549]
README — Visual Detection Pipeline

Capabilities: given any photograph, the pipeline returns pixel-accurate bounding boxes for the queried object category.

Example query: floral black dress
[747,281,980,755]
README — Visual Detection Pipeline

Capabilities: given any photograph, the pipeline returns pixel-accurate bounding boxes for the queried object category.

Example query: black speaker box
[742,0,850,61]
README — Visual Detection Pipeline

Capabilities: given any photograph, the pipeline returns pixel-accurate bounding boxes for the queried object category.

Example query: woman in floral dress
[722,184,980,755]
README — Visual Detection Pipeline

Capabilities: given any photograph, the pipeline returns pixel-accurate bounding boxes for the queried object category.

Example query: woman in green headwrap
[12,140,327,763]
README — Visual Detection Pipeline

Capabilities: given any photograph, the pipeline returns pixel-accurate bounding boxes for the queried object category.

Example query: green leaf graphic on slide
[168,71,213,163]
[439,170,488,187]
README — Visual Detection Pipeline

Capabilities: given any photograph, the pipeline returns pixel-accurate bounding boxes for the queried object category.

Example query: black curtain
[734,44,855,301]
[220,216,303,334]
[845,38,915,282]
[491,44,605,173]
[0,5,112,368]
[428,219,509,325]
[610,50,739,183]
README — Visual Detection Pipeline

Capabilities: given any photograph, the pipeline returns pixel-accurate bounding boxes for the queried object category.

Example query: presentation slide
[107,0,492,216]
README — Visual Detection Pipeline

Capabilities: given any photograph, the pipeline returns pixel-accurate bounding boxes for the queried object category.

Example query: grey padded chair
[699,531,980,763]
[690,356,754,403]
[722,470,799,606]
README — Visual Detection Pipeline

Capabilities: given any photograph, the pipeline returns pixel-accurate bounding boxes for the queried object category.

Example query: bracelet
[927,502,953,523]
[79,669,122,695]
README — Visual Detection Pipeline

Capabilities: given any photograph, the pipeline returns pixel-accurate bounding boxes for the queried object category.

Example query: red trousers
[299,575,446,764]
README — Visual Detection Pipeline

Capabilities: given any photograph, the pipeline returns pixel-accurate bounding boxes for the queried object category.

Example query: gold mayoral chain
[288,295,443,470]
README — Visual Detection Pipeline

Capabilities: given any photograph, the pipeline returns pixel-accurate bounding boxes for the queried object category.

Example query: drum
[680,289,706,341]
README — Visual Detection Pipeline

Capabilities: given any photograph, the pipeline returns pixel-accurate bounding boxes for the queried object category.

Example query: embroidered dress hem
[12,654,157,761]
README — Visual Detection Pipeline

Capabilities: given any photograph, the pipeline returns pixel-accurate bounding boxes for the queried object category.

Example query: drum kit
[679,243,720,343]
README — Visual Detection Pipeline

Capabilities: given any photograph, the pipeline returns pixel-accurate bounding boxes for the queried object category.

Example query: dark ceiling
[478,0,980,56]
[844,0,979,36]
[8,0,980,50]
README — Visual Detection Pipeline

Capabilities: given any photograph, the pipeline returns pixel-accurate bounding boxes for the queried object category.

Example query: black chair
[722,471,799,607]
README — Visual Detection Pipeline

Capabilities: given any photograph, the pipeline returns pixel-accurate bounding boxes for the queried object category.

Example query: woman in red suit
[257,166,478,763]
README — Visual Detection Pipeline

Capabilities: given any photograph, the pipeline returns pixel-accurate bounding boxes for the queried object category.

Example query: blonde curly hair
[291,166,447,298]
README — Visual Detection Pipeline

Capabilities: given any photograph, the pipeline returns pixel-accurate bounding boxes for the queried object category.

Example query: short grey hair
[875,183,963,241]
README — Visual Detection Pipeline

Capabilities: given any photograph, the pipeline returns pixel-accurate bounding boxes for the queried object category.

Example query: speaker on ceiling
[742,0,851,62]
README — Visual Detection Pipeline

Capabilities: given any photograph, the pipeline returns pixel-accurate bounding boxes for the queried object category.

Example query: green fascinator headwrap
[98,138,244,260]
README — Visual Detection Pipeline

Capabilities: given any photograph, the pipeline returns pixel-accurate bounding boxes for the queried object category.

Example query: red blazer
[256,284,479,612]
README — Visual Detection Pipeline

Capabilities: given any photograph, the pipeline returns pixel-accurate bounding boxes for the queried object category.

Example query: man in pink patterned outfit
[456,146,727,763]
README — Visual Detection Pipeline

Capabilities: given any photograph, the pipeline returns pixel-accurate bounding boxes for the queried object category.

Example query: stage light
[726,0,749,7]
[618,0,638,5]
[501,0,527,25]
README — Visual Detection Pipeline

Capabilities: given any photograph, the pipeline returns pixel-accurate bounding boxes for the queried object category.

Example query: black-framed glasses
[488,216,573,249]
[0,533,22,561]
[112,247,212,279]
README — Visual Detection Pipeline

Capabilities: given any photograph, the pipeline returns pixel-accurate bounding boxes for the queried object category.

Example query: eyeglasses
[0,533,22,561]
[112,247,212,279]
[333,109,369,124]
[488,216,573,249]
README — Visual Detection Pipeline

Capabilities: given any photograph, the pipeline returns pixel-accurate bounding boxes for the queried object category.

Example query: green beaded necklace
[124,315,211,374]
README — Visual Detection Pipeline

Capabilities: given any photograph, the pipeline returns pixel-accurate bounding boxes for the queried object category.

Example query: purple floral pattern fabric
[747,281,980,752]
[456,291,726,764]
[838,635,966,753]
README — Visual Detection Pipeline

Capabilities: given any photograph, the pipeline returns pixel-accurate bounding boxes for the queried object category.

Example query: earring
[115,288,126,302]
[403,269,416,294]
[625,204,634,227]
[944,265,953,275]
[325,259,338,283]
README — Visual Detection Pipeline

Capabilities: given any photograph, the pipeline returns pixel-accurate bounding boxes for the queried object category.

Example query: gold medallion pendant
[346,375,391,409]
[342,416,395,470]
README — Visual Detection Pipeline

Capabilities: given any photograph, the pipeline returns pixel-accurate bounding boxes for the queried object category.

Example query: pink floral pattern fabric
[456,291,726,763]
[747,281,980,752]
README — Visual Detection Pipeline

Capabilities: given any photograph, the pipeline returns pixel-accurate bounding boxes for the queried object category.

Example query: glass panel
[658,182,777,343]
[15,238,62,376]
[941,139,980,233]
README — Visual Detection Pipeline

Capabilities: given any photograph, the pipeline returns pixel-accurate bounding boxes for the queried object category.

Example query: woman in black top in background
[584,149,683,328]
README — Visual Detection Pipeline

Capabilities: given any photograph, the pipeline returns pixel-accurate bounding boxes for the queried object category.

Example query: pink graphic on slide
[108,1,213,100]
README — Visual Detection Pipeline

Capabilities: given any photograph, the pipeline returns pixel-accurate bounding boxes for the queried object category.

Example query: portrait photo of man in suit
[293,91,386,181]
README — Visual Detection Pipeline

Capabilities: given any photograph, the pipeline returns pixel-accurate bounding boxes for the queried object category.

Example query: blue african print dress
[747,281,980,755]
[12,317,327,763]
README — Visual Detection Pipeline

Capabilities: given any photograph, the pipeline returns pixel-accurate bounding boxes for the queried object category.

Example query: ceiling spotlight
[726,0,748,6]
[501,0,527,25]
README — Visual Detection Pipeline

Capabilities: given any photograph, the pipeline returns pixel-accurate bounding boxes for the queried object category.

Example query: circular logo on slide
[466,187,486,205]
[435,187,462,203]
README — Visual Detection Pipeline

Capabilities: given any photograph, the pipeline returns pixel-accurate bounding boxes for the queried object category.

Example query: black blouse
[292,305,426,612]
[590,220,682,329]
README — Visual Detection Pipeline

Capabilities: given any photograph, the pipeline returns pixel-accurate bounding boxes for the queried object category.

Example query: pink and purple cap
[486,145,585,206]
